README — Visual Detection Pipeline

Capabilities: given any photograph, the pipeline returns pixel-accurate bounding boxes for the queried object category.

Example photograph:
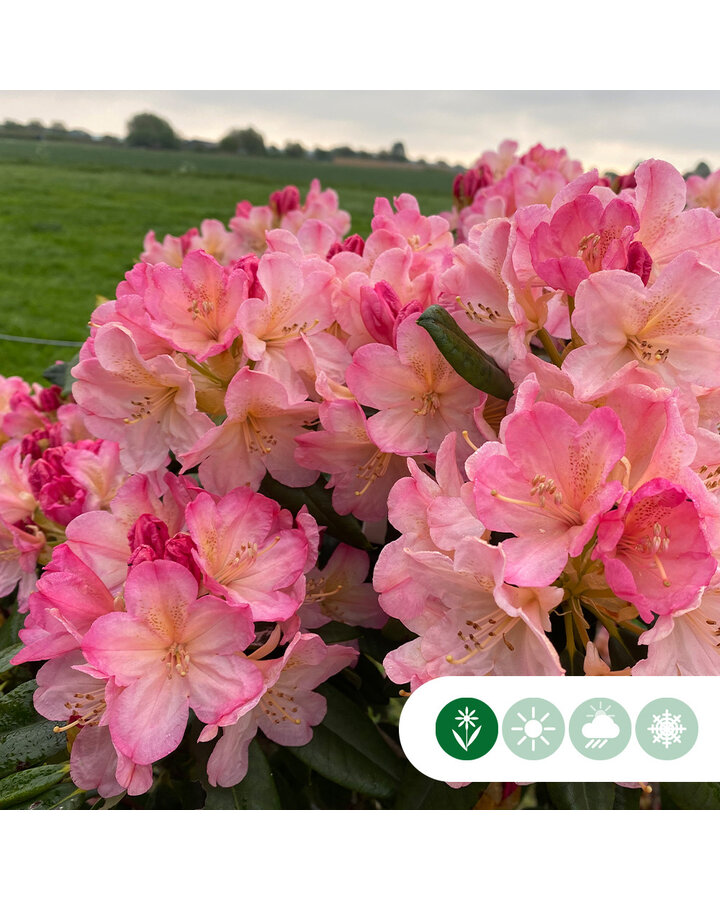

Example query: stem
[567,295,584,349]
[536,328,563,367]
[183,356,224,385]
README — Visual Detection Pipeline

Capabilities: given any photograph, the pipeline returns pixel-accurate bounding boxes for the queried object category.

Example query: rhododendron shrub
[3,146,720,810]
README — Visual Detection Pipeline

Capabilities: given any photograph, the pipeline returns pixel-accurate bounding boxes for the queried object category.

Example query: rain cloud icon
[582,711,620,749]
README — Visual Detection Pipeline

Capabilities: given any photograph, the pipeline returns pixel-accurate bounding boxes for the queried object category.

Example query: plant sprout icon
[509,704,556,752]
[582,701,620,749]
[453,706,482,752]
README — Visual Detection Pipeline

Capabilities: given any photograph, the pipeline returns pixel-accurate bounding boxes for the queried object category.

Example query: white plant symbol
[649,709,686,749]
[453,706,482,752]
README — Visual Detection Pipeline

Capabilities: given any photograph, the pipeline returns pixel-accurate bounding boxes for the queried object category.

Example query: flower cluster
[7,142,720,804]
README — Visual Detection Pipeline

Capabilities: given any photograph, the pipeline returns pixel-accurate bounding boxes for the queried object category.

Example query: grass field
[0,138,455,381]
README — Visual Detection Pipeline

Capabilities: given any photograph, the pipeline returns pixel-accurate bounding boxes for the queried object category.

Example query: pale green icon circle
[635,698,698,760]
[569,697,632,760]
[502,698,565,759]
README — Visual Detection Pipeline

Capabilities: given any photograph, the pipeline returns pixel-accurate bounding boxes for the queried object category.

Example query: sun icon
[510,704,557,752]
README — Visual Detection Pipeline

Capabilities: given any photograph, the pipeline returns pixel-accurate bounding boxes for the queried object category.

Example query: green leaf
[661,782,720,810]
[290,685,403,798]
[416,305,514,400]
[42,352,79,397]
[8,782,85,809]
[314,622,361,644]
[204,742,281,809]
[547,782,616,809]
[0,720,66,779]
[0,764,69,809]
[0,681,66,778]
[259,474,373,550]
[394,767,486,809]
[0,642,23,675]
[0,681,39,732]
[0,605,25,651]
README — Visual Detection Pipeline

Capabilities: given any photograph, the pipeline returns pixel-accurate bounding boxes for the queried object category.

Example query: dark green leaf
[314,622,361,644]
[9,781,85,809]
[394,767,486,809]
[547,782,616,809]
[260,474,372,551]
[0,642,23,675]
[43,352,79,396]
[0,680,65,777]
[661,782,720,810]
[204,741,281,809]
[0,719,66,778]
[417,305,514,400]
[0,605,25,651]
[0,681,39,732]
[319,685,404,780]
[290,685,403,798]
[0,764,69,809]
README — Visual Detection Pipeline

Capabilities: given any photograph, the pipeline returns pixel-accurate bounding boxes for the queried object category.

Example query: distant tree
[218,126,266,156]
[390,141,407,161]
[50,121,67,132]
[284,140,307,159]
[332,145,357,158]
[313,147,334,162]
[126,112,180,149]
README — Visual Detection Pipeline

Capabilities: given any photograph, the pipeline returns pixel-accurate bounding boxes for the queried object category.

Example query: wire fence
[0,333,84,348]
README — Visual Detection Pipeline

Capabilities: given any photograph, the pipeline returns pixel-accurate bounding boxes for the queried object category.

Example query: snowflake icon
[648,708,687,749]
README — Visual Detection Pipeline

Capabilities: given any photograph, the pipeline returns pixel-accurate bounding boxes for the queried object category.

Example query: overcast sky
[2,91,720,173]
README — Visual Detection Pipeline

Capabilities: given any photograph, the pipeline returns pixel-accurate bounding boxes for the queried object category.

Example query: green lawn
[0,139,454,381]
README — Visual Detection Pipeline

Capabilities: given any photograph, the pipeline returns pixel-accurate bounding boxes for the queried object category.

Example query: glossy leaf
[417,305,514,400]
[0,764,69,809]
[290,685,403,798]
[260,474,373,550]
[394,767,486,809]
[661,782,720,810]
[547,782,616,809]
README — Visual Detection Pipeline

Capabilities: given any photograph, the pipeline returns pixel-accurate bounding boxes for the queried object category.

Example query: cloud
[2,90,720,171]
[582,714,620,740]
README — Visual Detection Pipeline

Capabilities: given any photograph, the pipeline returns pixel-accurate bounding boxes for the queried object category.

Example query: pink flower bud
[327,234,366,259]
[164,533,203,584]
[35,386,63,412]
[127,514,170,557]
[360,281,402,346]
[625,241,653,285]
[37,475,86,526]
[270,185,301,218]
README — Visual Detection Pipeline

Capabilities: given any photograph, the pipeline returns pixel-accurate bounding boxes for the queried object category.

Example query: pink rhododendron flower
[529,194,651,295]
[633,571,720,675]
[185,487,309,621]
[72,323,211,472]
[34,651,152,797]
[565,253,720,395]
[143,250,248,361]
[82,559,263,766]
[202,632,356,787]
[472,402,626,585]
[346,313,486,457]
[686,169,720,215]
[301,543,386,629]
[294,399,418,522]
[180,367,318,494]
[593,478,715,622]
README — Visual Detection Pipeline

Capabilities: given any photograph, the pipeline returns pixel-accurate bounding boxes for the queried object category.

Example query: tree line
[0,112,444,166]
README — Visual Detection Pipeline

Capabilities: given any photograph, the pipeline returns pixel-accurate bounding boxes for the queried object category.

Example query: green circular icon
[435,698,498,760]
[635,698,698,760]
[502,698,565,759]
[569,697,632,760]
